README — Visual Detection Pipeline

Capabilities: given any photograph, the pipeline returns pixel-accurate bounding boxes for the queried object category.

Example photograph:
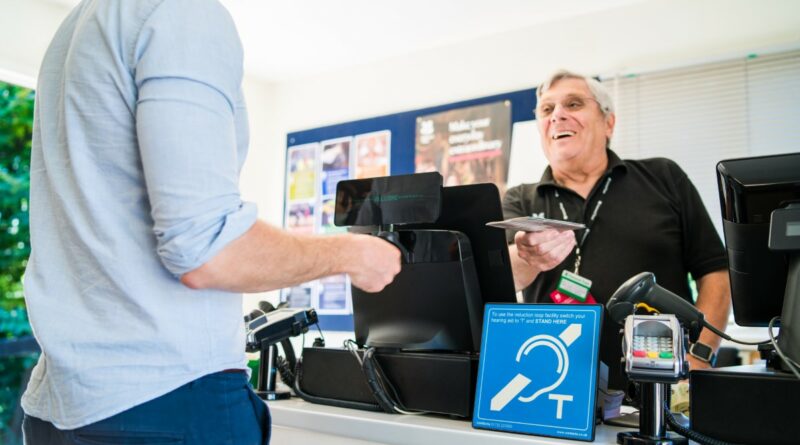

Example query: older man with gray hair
[502,70,731,390]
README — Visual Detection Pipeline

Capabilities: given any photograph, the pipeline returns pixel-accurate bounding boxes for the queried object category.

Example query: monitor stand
[775,252,800,371]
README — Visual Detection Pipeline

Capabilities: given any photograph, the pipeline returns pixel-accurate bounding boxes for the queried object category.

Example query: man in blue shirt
[21,1,400,443]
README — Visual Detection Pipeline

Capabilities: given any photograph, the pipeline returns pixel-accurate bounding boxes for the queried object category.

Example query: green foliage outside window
[0,80,36,445]
[0,81,33,325]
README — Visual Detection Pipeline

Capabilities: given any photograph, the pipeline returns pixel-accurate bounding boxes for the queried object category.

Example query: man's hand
[342,234,402,293]
[514,229,577,273]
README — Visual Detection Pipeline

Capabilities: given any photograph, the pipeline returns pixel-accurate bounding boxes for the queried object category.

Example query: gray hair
[536,70,615,116]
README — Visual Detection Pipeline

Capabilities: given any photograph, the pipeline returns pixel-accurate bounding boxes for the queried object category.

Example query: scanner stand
[617,382,686,445]
[255,341,291,401]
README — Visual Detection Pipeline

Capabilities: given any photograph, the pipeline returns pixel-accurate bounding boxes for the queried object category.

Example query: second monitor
[335,174,517,353]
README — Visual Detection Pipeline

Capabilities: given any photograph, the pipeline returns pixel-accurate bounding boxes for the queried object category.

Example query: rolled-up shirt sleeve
[133,0,257,276]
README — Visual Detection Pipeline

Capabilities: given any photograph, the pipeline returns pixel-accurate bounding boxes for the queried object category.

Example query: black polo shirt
[502,149,727,390]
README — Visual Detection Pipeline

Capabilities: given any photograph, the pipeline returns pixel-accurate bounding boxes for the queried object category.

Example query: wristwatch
[689,341,717,367]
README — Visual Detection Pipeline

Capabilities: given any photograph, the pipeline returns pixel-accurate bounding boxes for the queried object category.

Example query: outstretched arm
[181,221,402,293]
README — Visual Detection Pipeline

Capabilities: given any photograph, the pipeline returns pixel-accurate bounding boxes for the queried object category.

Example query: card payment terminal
[623,314,688,383]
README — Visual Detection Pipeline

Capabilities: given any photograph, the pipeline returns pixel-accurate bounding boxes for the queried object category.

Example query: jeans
[23,371,270,445]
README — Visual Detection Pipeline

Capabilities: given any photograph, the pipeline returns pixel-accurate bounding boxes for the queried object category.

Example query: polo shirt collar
[537,149,627,194]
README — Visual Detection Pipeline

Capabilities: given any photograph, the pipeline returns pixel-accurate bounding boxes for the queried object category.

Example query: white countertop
[268,398,627,445]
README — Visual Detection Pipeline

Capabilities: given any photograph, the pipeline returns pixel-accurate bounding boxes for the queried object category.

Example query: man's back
[23,0,258,429]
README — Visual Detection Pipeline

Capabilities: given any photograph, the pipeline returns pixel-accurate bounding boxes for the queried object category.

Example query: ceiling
[47,0,648,82]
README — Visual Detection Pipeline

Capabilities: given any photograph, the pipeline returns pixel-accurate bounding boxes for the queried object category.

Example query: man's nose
[550,104,568,122]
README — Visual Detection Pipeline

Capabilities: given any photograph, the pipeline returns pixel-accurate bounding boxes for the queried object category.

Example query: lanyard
[552,176,613,274]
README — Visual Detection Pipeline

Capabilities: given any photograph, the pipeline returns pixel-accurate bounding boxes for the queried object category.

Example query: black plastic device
[717,152,800,327]
[338,175,516,353]
[245,307,318,401]
[607,272,704,342]
[298,346,479,418]
[352,229,483,352]
[334,172,442,227]
[245,307,318,352]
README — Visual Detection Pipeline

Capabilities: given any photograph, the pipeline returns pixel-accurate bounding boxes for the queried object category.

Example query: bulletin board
[282,87,537,331]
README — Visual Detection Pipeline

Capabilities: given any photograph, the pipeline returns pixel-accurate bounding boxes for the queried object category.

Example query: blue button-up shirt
[22,0,257,429]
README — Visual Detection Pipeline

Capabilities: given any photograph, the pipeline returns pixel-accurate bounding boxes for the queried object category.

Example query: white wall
[0,1,69,80]
[3,0,800,310]
[252,0,800,225]
[5,0,799,225]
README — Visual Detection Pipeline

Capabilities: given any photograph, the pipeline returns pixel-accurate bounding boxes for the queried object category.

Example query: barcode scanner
[607,272,704,343]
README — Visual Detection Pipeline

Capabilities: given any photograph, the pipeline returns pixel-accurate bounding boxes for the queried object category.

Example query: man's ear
[605,112,616,138]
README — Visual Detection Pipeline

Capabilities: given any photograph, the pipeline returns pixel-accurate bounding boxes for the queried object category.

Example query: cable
[768,317,800,379]
[315,323,325,344]
[361,348,403,413]
[343,339,363,366]
[702,320,772,346]
[291,340,429,415]
[280,338,297,371]
[292,358,383,412]
[275,355,295,387]
[634,302,660,314]
[663,401,744,445]
[360,347,430,415]
[629,300,771,347]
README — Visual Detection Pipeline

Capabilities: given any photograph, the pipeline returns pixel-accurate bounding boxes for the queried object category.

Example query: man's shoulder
[505,182,544,201]
[623,156,681,172]
[621,156,688,183]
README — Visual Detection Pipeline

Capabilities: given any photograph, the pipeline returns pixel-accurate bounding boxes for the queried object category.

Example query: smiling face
[536,77,615,172]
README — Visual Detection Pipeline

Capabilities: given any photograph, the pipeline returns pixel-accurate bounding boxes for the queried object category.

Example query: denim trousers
[23,371,270,445]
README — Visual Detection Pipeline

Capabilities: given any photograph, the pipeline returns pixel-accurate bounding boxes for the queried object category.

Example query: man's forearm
[181,220,351,292]
[694,269,732,351]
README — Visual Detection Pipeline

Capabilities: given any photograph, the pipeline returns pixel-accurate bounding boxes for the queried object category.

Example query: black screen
[717,153,800,326]
[350,181,517,353]
[334,173,442,227]
[406,182,517,305]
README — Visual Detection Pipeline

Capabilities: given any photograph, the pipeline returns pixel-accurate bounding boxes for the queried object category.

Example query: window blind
[602,50,800,236]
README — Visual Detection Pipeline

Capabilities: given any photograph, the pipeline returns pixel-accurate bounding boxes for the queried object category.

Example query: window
[602,50,800,236]
[602,50,800,340]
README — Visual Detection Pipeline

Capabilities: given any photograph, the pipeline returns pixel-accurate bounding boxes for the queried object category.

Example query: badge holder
[551,269,597,304]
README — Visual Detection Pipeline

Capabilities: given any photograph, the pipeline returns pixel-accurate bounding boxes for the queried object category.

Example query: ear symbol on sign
[516,335,569,403]
[490,323,582,412]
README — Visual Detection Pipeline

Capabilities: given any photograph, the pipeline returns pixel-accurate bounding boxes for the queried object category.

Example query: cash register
[297,172,517,417]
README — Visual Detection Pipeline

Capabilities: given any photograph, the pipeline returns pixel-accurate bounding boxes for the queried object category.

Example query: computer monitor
[334,172,442,227]
[336,174,516,353]
[717,153,800,365]
[406,182,518,306]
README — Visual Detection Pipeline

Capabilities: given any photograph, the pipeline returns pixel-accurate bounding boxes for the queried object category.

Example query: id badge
[556,270,592,302]
[549,289,597,305]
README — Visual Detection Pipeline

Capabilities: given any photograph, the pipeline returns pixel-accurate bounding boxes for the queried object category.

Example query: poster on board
[415,100,512,195]
[281,281,318,309]
[285,201,315,234]
[321,137,352,196]
[286,143,319,201]
[320,197,346,234]
[281,143,321,310]
[354,130,391,179]
[317,274,351,315]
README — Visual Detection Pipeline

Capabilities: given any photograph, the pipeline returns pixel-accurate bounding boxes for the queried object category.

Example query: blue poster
[473,304,603,441]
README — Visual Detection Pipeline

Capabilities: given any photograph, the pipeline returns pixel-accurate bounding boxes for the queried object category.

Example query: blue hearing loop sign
[473,304,603,441]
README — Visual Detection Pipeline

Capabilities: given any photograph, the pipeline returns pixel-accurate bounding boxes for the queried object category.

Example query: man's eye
[539,105,553,114]
[567,100,583,109]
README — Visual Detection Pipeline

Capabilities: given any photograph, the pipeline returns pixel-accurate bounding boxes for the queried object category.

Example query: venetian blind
[602,50,800,236]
